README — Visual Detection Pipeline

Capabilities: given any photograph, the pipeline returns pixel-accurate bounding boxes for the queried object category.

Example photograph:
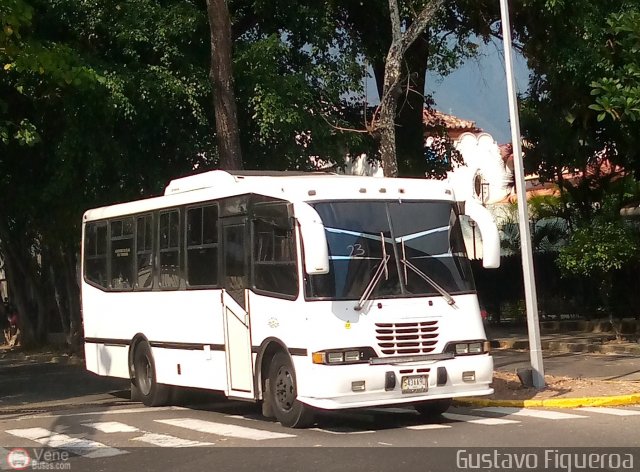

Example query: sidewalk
[0,346,130,414]
[454,320,640,408]
[487,320,640,355]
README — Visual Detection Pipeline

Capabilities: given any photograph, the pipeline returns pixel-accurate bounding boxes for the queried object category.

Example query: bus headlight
[327,352,344,364]
[312,347,377,365]
[445,340,490,356]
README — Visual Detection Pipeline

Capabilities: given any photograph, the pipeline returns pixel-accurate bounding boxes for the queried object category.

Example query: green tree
[1,0,214,347]
[557,216,639,335]
[501,1,640,185]
[498,195,568,256]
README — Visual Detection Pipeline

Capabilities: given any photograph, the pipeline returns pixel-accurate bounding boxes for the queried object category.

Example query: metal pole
[499,0,545,388]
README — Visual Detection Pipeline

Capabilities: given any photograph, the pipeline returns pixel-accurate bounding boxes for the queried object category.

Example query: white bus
[81,170,500,428]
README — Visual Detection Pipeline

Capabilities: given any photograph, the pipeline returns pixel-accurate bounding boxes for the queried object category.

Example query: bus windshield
[305,200,475,300]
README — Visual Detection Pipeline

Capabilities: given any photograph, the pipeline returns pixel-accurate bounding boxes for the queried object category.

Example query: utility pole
[499,0,545,388]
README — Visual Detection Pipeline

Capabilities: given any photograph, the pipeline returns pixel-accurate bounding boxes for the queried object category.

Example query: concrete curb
[491,339,640,355]
[454,393,640,409]
[0,391,132,415]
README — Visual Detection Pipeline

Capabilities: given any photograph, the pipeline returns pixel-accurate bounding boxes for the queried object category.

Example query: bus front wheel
[132,342,169,407]
[414,398,452,417]
[267,352,314,428]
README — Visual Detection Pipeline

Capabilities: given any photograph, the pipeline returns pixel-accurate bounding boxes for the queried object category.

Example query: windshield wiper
[355,232,390,311]
[354,254,390,311]
[400,257,456,306]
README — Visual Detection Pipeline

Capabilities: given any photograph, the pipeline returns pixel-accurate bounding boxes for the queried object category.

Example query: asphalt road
[1,399,640,472]
[2,349,640,471]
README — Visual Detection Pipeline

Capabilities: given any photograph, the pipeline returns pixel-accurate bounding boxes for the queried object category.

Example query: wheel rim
[137,354,153,396]
[274,365,295,412]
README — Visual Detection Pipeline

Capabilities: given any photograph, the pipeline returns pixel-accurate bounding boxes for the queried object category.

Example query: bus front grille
[375,321,439,355]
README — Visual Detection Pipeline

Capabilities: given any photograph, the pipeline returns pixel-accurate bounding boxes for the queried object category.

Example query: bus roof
[83,170,457,222]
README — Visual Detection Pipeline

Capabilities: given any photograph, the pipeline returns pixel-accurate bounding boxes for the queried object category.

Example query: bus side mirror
[293,202,330,275]
[463,200,500,269]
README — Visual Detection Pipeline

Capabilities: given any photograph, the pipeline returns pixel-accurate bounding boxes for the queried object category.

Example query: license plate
[401,375,428,394]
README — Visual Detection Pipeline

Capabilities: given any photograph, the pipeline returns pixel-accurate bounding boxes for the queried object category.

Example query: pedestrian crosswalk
[576,406,640,416]
[1,404,639,464]
[4,427,126,458]
[476,407,589,420]
[156,418,296,440]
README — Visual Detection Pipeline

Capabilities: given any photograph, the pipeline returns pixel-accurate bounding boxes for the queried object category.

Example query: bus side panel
[84,342,99,375]
[93,344,130,378]
[82,285,227,390]
[152,347,227,391]
[247,292,310,392]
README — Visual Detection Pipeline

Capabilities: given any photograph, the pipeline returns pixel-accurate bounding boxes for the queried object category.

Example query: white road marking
[83,421,140,433]
[405,423,452,430]
[17,406,186,421]
[442,413,520,426]
[224,415,260,422]
[477,407,588,420]
[310,427,375,435]
[131,433,213,448]
[576,407,640,416]
[5,427,126,458]
[156,418,296,441]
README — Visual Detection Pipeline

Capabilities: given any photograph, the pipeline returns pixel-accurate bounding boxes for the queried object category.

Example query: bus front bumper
[295,353,494,410]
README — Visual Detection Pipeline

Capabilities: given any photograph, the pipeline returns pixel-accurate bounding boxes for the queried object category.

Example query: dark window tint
[159,210,181,289]
[110,217,135,290]
[224,224,246,277]
[136,215,154,289]
[85,222,108,288]
[306,201,475,300]
[252,203,298,296]
[223,222,248,306]
[186,205,218,286]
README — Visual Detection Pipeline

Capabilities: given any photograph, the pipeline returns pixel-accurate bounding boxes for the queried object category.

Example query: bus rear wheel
[132,342,170,407]
[414,398,452,417]
[267,352,315,428]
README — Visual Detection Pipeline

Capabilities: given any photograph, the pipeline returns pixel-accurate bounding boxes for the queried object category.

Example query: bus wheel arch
[255,338,288,419]
[128,334,149,381]
[266,351,314,428]
[129,335,169,407]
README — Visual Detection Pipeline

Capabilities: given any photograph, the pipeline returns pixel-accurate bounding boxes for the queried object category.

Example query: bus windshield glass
[305,200,475,300]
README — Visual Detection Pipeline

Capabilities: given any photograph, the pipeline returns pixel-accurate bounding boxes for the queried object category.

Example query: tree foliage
[557,220,638,278]
[4,0,640,345]
[1,0,214,346]
[504,1,640,180]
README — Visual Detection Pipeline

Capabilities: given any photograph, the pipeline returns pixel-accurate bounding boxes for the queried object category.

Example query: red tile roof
[423,109,481,131]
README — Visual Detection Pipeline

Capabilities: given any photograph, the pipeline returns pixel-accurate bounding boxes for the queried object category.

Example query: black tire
[267,352,315,428]
[414,398,452,417]
[132,342,170,407]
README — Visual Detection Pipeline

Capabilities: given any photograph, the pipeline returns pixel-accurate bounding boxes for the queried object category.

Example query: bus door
[221,218,255,399]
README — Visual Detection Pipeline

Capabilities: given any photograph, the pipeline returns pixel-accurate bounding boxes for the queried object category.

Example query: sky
[426,39,530,144]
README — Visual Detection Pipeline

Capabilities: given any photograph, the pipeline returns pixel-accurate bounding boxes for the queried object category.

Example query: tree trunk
[395,32,430,176]
[1,247,34,346]
[377,45,403,177]
[63,248,83,352]
[374,0,442,177]
[206,0,243,170]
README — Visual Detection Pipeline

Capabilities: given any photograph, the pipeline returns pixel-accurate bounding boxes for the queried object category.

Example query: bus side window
[136,214,154,289]
[110,218,135,290]
[159,210,181,289]
[186,205,219,287]
[252,203,298,297]
[85,222,108,289]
